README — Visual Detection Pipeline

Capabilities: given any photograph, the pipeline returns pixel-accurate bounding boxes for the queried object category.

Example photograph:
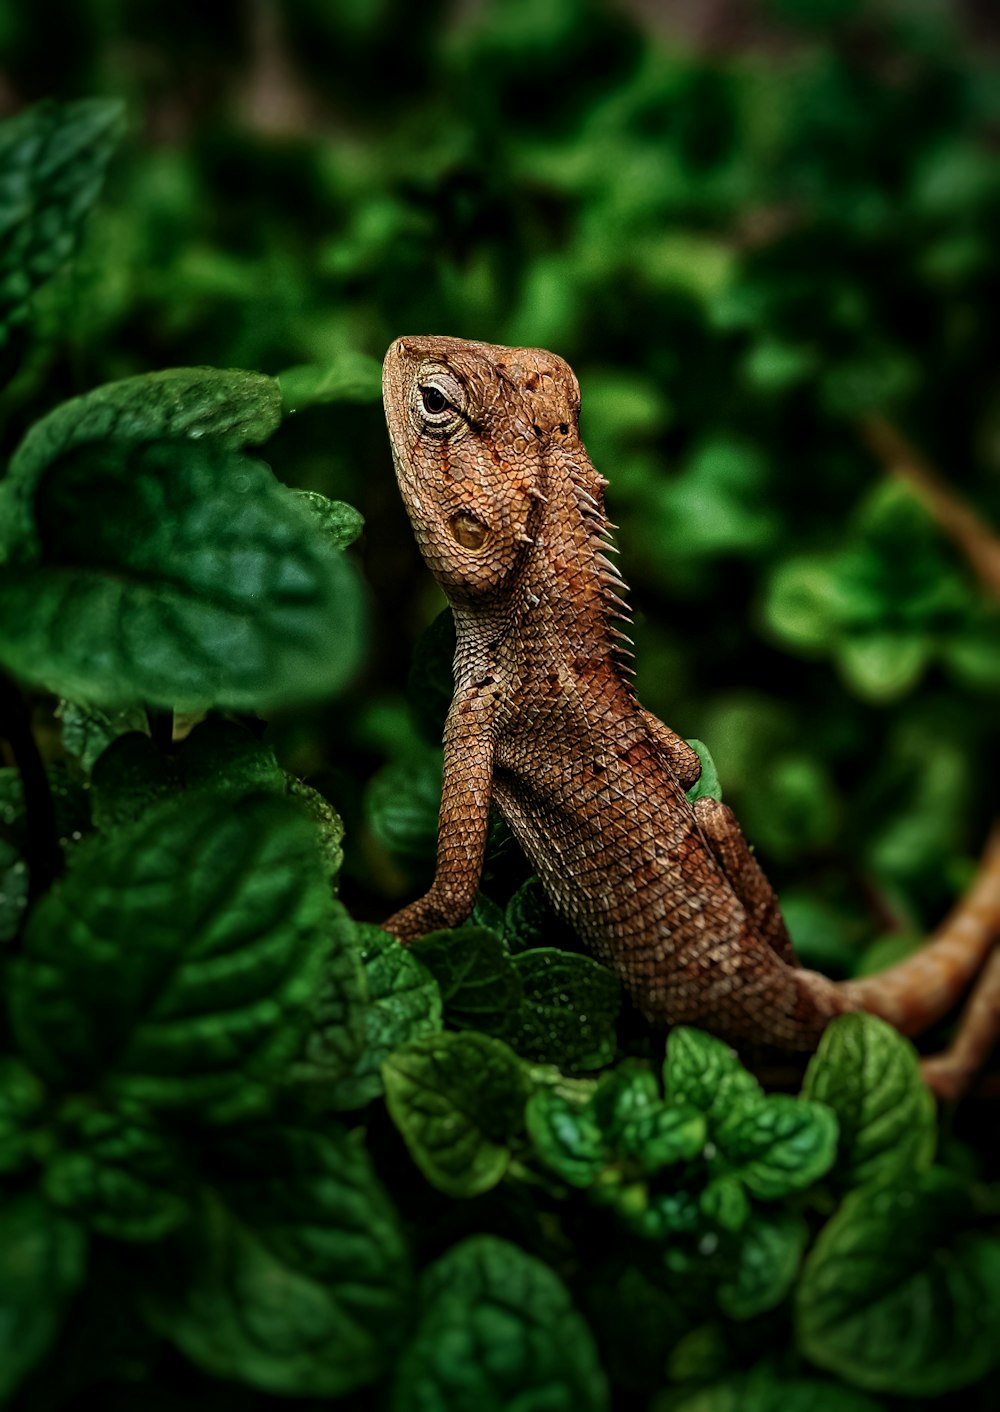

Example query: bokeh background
[1,0,998,970]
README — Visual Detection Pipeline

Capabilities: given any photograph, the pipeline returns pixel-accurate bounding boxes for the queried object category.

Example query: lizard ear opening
[450,512,490,550]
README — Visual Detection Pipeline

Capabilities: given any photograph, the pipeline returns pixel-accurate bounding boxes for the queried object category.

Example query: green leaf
[294,490,365,547]
[278,351,383,411]
[525,1088,608,1187]
[0,1193,87,1403]
[504,875,571,953]
[714,1095,838,1200]
[0,765,91,940]
[718,1210,808,1320]
[10,791,331,1119]
[700,1176,751,1233]
[90,732,180,830]
[323,923,441,1110]
[382,1031,529,1197]
[276,903,367,1107]
[0,1056,47,1176]
[410,925,524,1035]
[0,98,125,344]
[391,1234,609,1412]
[685,737,723,803]
[836,632,930,702]
[801,1013,935,1189]
[58,699,150,773]
[512,948,620,1067]
[664,1027,764,1126]
[669,1369,884,1412]
[147,1123,411,1398]
[365,746,442,861]
[3,366,282,559]
[43,1100,190,1242]
[593,1062,706,1171]
[796,1170,1000,1396]
[0,436,363,709]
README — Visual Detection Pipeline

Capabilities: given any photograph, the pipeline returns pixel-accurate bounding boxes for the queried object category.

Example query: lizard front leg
[383,685,496,941]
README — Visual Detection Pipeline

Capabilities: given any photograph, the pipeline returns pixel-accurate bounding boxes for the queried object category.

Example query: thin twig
[861,412,1000,599]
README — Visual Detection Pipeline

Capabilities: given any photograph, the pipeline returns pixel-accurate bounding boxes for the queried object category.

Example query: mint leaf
[664,1027,764,1124]
[148,1123,411,1397]
[715,1095,838,1200]
[0,436,362,709]
[282,904,367,1105]
[0,98,125,344]
[512,947,620,1067]
[365,745,442,861]
[43,1101,190,1242]
[11,791,330,1119]
[58,699,149,773]
[0,1057,47,1176]
[410,924,523,1035]
[796,1170,1000,1396]
[0,1193,87,1403]
[90,732,180,830]
[593,1062,705,1172]
[801,1013,936,1189]
[504,874,572,953]
[294,490,365,547]
[6,366,281,528]
[382,1031,529,1197]
[278,351,383,411]
[525,1089,607,1188]
[324,924,441,1110]
[671,1369,884,1412]
[391,1234,610,1412]
[718,1210,808,1320]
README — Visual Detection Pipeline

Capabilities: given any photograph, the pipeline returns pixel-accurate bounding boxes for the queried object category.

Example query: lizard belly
[491,732,745,997]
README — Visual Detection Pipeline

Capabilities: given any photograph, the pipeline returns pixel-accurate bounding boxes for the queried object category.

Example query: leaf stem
[0,671,62,901]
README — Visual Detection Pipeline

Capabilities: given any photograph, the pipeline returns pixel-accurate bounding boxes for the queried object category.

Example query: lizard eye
[420,385,448,414]
[450,512,490,550]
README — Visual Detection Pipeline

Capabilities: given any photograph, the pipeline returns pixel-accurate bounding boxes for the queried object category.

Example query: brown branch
[860,412,1000,599]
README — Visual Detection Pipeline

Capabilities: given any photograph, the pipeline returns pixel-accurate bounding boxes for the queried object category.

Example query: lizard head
[383,335,583,602]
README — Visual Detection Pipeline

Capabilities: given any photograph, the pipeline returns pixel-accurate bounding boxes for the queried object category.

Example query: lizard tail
[832,822,1000,1036]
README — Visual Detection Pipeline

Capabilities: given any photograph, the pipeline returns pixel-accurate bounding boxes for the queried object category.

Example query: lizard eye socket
[450,512,490,550]
[420,385,448,414]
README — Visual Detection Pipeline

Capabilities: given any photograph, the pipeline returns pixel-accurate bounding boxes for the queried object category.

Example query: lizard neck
[452,441,636,701]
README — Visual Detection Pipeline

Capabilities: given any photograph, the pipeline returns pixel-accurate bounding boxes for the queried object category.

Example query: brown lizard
[381,334,1000,1096]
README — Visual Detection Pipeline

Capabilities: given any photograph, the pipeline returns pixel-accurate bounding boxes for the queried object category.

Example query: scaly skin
[382,335,1000,1089]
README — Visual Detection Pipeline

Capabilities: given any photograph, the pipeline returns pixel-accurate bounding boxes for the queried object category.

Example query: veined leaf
[148,1123,411,1398]
[714,1095,838,1200]
[382,1031,529,1197]
[10,791,331,1120]
[0,1193,87,1403]
[323,924,441,1110]
[664,1027,764,1125]
[718,1210,808,1320]
[391,1235,609,1412]
[0,436,362,708]
[526,1088,608,1188]
[801,1013,935,1189]
[796,1170,1000,1396]
[0,98,125,345]
[670,1368,884,1412]
[512,947,620,1067]
[410,924,523,1035]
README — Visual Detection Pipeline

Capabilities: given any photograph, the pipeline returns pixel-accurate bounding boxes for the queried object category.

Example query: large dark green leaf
[801,1013,935,1188]
[0,1193,87,1403]
[382,1031,529,1197]
[10,791,331,1119]
[323,924,442,1110]
[390,1234,609,1412]
[512,947,620,1067]
[0,435,362,708]
[147,1123,411,1398]
[410,924,523,1035]
[669,1369,884,1412]
[714,1095,838,1200]
[0,98,125,345]
[796,1169,1000,1396]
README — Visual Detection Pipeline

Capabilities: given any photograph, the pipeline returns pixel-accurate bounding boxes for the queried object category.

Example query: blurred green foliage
[1,0,1000,1407]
